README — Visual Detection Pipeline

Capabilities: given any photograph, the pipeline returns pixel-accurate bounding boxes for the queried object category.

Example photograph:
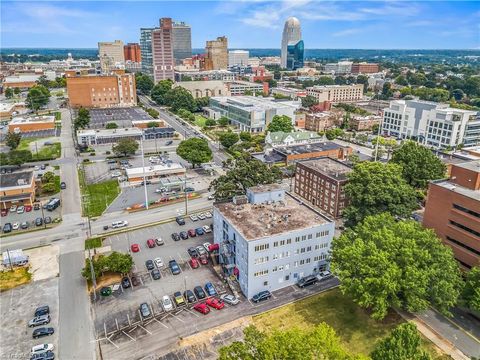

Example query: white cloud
[332,28,364,37]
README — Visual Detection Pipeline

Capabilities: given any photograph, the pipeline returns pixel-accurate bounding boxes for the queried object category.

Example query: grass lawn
[79,170,120,217]
[85,237,104,250]
[0,267,32,292]
[252,288,447,359]
[18,138,61,160]
[18,137,39,151]
[194,115,208,128]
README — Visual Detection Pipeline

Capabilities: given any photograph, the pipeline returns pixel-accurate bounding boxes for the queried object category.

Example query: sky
[1,1,479,49]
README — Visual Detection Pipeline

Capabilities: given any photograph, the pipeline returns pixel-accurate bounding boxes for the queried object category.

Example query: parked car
[30,350,54,360]
[146,239,156,248]
[131,244,140,253]
[208,243,220,252]
[194,286,206,299]
[220,294,240,305]
[34,306,50,317]
[193,303,210,315]
[175,216,185,225]
[28,315,51,327]
[189,258,199,269]
[32,327,54,339]
[35,217,43,226]
[100,287,112,297]
[202,225,212,234]
[21,221,29,229]
[180,231,189,240]
[151,269,161,280]
[208,195,215,200]
[173,291,185,307]
[30,344,54,356]
[3,223,12,233]
[187,247,198,257]
[197,213,206,221]
[155,237,164,246]
[44,217,52,224]
[184,290,196,303]
[17,206,25,214]
[196,246,207,256]
[40,164,46,170]
[297,275,318,288]
[204,282,216,296]
[198,255,209,265]
[189,214,198,222]
[206,297,225,310]
[60,182,66,189]
[145,260,155,271]
[202,242,211,253]
[25,205,32,212]
[204,211,212,218]
[251,290,272,303]
[112,220,128,228]
[33,203,40,211]
[195,227,205,236]
[9,205,17,212]
[131,276,140,286]
[139,303,151,318]
[318,271,333,281]
[0,209,8,216]
[162,295,174,311]
[169,259,181,275]
[154,257,164,268]
[12,222,20,230]
[121,277,131,289]
[185,187,195,193]
[171,232,181,241]
[188,229,197,237]
[165,140,173,146]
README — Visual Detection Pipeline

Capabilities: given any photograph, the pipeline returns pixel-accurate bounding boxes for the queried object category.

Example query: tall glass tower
[172,21,192,64]
[140,28,154,77]
[281,17,303,70]
[287,40,304,70]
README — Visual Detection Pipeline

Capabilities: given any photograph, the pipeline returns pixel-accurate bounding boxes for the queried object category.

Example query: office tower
[152,18,175,82]
[124,43,141,63]
[205,36,228,70]
[281,17,303,70]
[172,21,192,63]
[140,28,154,76]
[228,50,249,67]
[98,40,125,73]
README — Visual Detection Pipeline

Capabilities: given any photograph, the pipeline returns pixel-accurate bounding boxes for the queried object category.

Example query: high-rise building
[205,36,228,70]
[281,17,302,70]
[98,40,125,73]
[140,28,154,76]
[286,40,304,70]
[228,50,249,67]
[306,84,363,103]
[152,18,175,82]
[124,43,141,63]
[172,21,192,63]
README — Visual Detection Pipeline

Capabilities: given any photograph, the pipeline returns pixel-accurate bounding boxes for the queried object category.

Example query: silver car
[29,314,51,327]
[220,294,240,305]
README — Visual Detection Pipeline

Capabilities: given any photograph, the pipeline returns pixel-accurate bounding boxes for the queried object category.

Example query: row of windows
[254,231,330,252]
[450,220,480,238]
[254,269,269,277]
[273,239,292,247]
[446,236,480,256]
[254,256,269,265]
[453,204,480,218]
[272,251,291,260]
[254,243,269,252]
[256,255,329,276]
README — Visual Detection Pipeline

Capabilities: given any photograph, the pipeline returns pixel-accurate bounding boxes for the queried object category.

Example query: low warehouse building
[8,115,55,133]
[0,171,36,209]
[126,163,186,184]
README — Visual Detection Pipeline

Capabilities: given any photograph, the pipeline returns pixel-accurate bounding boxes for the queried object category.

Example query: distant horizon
[2,47,480,51]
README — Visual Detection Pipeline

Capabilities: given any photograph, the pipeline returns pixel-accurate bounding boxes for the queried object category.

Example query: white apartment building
[228,50,249,67]
[306,84,363,103]
[227,81,264,96]
[323,61,353,74]
[382,100,478,148]
[213,185,334,298]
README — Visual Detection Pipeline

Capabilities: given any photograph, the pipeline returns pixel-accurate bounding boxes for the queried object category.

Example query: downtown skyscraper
[172,21,192,63]
[280,17,304,70]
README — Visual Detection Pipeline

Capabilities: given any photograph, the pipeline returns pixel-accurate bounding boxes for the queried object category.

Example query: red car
[193,303,210,315]
[0,209,8,217]
[189,257,199,269]
[206,297,225,310]
[188,229,197,237]
[131,244,140,252]
[146,239,156,248]
[25,205,32,212]
[199,255,208,265]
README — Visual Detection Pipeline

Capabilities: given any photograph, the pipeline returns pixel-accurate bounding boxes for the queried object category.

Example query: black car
[297,275,318,288]
[2,223,12,233]
[121,277,131,289]
[187,247,198,257]
[184,290,196,303]
[171,232,180,241]
[145,260,155,271]
[180,231,189,240]
[30,351,55,360]
[151,269,161,280]
[175,216,185,226]
[35,217,43,226]
[251,290,272,303]
[168,260,181,275]
[33,203,40,210]
[165,140,173,146]
[44,217,52,224]
[184,187,195,193]
[34,305,50,317]
[194,286,206,299]
[32,327,54,339]
[60,182,66,189]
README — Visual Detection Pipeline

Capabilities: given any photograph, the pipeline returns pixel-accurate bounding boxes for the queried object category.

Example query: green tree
[210,155,282,200]
[195,96,209,110]
[4,150,32,165]
[164,86,196,112]
[273,70,281,80]
[105,122,118,129]
[135,73,154,94]
[146,108,159,118]
[316,76,335,85]
[267,115,294,133]
[26,85,50,111]
[356,74,369,93]
[176,138,212,168]
[205,119,217,127]
[451,89,465,101]
[219,132,240,149]
[381,82,394,99]
[13,87,21,95]
[371,323,431,360]
[41,171,55,184]
[75,107,90,130]
[151,79,173,105]
[343,162,418,226]
[301,95,319,108]
[395,75,409,86]
[218,116,229,127]
[325,128,344,140]
[147,121,159,128]
[5,131,22,150]
[462,267,480,312]
[332,213,462,320]
[391,141,446,189]
[112,138,139,157]
[5,88,14,99]
[239,131,252,142]
[36,75,50,87]
[107,252,134,275]
[42,182,57,193]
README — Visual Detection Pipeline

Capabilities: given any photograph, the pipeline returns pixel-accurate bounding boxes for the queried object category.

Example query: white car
[31,344,54,355]
[149,156,160,163]
[154,257,164,268]
[220,294,240,305]
[10,205,17,212]
[197,213,206,220]
[318,271,334,280]
[17,206,25,214]
[189,214,198,222]
[204,211,212,218]
[12,222,20,230]
[112,220,128,229]
[162,295,173,311]
[111,171,122,178]
[202,242,211,252]
[202,225,212,234]
[207,195,215,200]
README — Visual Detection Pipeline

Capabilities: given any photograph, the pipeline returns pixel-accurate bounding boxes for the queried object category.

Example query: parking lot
[1,202,62,235]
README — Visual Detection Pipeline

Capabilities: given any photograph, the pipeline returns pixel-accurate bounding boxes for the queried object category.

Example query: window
[300,248,306,253]
[280,240,285,246]
[254,256,269,265]
[254,243,270,252]
[254,269,268,277]
[272,266,278,272]
[302,235,307,241]
[272,254,278,260]
[306,258,311,264]
[299,259,305,265]
[286,238,292,244]
[450,220,480,237]
[294,261,299,267]
[295,236,300,243]
[285,275,290,281]
[446,236,480,256]
[453,204,480,218]
[273,241,279,248]
[307,234,313,240]
[278,265,284,271]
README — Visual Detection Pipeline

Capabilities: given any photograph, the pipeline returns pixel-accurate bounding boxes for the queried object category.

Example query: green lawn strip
[85,237,104,250]
[0,267,32,292]
[194,115,208,128]
[79,172,120,217]
[32,143,61,161]
[18,137,39,151]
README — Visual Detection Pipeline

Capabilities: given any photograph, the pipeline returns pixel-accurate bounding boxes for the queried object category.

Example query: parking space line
[185,308,200,318]
[177,252,185,262]
[152,317,169,328]
[290,285,298,292]
[138,324,152,334]
[171,313,185,323]
[106,336,120,349]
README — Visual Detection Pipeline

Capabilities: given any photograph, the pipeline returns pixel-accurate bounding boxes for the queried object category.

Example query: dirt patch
[87,272,122,293]
[25,245,60,281]
[0,267,32,292]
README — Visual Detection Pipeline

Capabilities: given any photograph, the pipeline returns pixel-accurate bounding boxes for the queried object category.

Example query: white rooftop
[10,115,55,124]
[126,163,185,178]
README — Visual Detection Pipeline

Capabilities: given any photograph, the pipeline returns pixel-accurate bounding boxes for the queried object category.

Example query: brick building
[204,36,228,70]
[351,63,380,74]
[349,115,382,131]
[306,84,363,103]
[423,161,480,269]
[124,43,141,62]
[294,157,352,218]
[0,171,36,209]
[304,111,342,132]
[8,115,55,133]
[152,18,175,82]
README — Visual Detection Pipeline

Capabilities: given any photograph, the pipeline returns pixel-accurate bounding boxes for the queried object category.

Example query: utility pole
[88,246,97,302]
[184,172,188,215]
[6,248,13,271]
[140,136,149,210]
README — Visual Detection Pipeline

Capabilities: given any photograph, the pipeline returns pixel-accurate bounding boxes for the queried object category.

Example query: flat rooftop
[77,127,143,137]
[248,183,284,193]
[10,115,55,124]
[299,157,352,180]
[0,171,33,188]
[126,163,185,177]
[434,180,480,201]
[274,141,346,156]
[215,193,330,241]
[211,96,300,111]
[88,107,153,129]
[455,160,480,173]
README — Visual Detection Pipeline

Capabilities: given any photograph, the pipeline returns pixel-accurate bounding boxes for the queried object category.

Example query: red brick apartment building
[423,161,480,269]
[124,43,141,62]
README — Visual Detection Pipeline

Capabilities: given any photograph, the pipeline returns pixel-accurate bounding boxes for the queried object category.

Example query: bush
[89,152,96,156]
[83,158,90,163]
[105,151,111,155]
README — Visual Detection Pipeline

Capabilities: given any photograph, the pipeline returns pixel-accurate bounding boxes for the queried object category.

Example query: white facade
[98,40,125,73]
[228,50,249,67]
[382,100,478,148]
[323,61,352,74]
[281,17,302,69]
[306,84,363,103]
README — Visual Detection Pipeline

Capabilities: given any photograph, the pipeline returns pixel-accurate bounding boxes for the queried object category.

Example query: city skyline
[1,1,479,49]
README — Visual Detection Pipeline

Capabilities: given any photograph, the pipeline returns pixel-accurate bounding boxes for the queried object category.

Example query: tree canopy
[151,79,173,105]
[218,116,229,127]
[331,213,462,320]
[82,251,133,281]
[391,141,446,189]
[5,131,22,150]
[219,132,240,149]
[462,266,480,312]
[5,88,14,99]
[164,86,197,112]
[176,138,212,167]
[75,107,90,130]
[219,324,365,360]
[267,115,294,133]
[0,150,32,166]
[105,122,118,129]
[26,85,50,111]
[209,155,282,200]
[343,162,418,226]
[147,121,159,128]
[112,138,139,157]
[135,73,154,94]
[146,108,159,119]
[301,95,319,109]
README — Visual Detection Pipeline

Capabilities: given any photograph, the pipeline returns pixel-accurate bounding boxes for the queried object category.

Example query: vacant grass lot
[0,268,32,292]
[194,115,208,128]
[253,288,447,359]
[79,170,120,217]
[85,237,103,250]
[19,138,61,160]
